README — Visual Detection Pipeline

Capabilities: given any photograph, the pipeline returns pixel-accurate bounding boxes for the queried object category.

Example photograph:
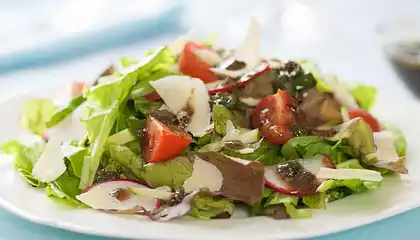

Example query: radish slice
[264,157,335,196]
[76,179,159,211]
[206,80,235,94]
[264,165,300,196]
[236,61,270,86]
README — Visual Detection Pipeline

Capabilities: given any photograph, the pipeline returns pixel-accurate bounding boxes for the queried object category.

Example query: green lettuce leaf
[284,204,312,219]
[223,140,283,165]
[212,104,236,135]
[108,144,143,179]
[46,170,84,207]
[61,143,88,178]
[317,179,381,194]
[281,136,346,163]
[79,47,172,189]
[302,192,326,209]
[142,156,193,189]
[336,159,364,169]
[190,195,234,219]
[133,96,162,116]
[298,60,331,92]
[20,99,57,135]
[47,95,85,128]
[382,124,407,157]
[349,84,377,111]
[264,192,299,207]
[108,129,136,146]
[0,136,46,187]
[126,116,146,136]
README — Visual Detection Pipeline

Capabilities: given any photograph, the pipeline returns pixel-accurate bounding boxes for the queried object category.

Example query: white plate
[0,86,419,240]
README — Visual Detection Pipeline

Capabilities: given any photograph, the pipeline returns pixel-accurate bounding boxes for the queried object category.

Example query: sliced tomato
[252,90,295,145]
[179,42,217,83]
[142,115,192,163]
[71,81,86,97]
[348,109,381,132]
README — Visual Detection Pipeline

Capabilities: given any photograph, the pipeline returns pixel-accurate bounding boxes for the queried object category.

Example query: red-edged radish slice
[77,179,160,211]
[206,80,235,94]
[264,165,302,196]
[264,157,335,196]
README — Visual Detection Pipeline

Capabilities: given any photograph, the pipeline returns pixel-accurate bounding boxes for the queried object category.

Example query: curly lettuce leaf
[47,95,85,128]
[302,192,326,209]
[0,136,46,187]
[20,99,57,135]
[142,156,193,189]
[190,195,234,219]
[298,59,331,92]
[251,188,311,219]
[317,178,380,194]
[79,47,172,189]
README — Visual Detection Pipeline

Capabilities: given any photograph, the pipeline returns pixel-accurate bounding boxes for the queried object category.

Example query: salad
[1,19,408,221]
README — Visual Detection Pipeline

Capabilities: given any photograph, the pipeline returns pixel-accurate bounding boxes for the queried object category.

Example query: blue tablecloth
[0,206,419,240]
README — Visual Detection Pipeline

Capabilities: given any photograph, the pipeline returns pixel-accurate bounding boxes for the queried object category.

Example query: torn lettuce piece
[20,99,57,135]
[281,136,332,159]
[47,95,85,128]
[45,170,84,207]
[108,129,136,146]
[142,156,193,189]
[0,135,46,187]
[61,143,88,178]
[284,204,312,219]
[132,96,163,116]
[212,105,236,135]
[189,195,234,219]
[297,59,331,92]
[108,144,143,179]
[79,47,171,189]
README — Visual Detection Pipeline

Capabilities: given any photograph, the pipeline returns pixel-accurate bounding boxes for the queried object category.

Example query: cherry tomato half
[252,90,295,144]
[142,115,192,163]
[348,109,381,132]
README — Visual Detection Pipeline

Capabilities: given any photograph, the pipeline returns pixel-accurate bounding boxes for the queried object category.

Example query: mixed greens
[0,19,408,221]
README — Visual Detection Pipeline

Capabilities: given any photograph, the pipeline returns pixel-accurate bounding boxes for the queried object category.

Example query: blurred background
[0,0,419,102]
